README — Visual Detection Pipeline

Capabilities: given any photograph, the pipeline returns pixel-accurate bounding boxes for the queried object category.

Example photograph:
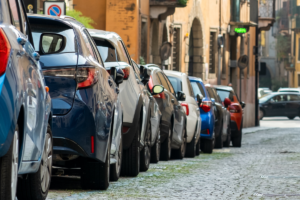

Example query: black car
[205,85,228,149]
[142,65,187,160]
[259,92,300,120]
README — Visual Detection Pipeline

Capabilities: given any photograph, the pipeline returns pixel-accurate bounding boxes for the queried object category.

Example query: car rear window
[191,82,205,97]
[216,89,233,102]
[30,19,76,53]
[168,76,182,94]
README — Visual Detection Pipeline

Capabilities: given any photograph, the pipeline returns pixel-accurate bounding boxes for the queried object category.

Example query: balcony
[258,0,276,30]
[150,0,187,20]
[150,0,188,7]
[291,16,300,31]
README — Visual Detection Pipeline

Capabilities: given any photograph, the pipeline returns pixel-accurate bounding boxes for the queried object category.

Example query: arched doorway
[188,18,203,77]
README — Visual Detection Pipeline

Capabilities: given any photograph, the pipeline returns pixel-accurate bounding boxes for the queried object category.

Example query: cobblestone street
[47,117,300,200]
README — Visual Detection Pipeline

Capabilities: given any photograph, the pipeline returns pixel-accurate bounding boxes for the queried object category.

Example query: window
[191,82,204,97]
[164,74,175,94]
[131,60,141,78]
[206,88,215,99]
[8,0,21,31]
[82,29,97,60]
[167,76,182,94]
[31,22,76,53]
[172,27,181,71]
[94,39,118,62]
[288,95,300,101]
[216,89,233,102]
[117,40,130,64]
[187,78,194,97]
[157,72,170,91]
[84,29,102,63]
[271,95,288,102]
[209,32,216,73]
[17,0,27,35]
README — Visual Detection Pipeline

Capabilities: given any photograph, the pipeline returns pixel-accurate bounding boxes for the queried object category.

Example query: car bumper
[200,112,214,140]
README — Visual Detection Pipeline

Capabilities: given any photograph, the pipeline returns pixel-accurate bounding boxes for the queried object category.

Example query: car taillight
[148,76,154,91]
[122,66,130,80]
[91,136,95,153]
[181,103,189,116]
[200,101,212,112]
[0,29,11,76]
[228,104,241,113]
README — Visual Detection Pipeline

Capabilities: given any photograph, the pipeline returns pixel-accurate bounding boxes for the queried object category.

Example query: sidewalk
[242,126,276,134]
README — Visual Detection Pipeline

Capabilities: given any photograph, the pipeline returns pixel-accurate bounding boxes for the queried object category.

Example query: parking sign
[44,1,65,17]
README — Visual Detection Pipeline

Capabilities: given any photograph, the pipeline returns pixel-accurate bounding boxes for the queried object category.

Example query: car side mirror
[196,94,203,106]
[140,66,150,84]
[177,91,186,101]
[211,98,216,105]
[39,33,66,55]
[241,101,246,108]
[109,67,124,85]
[152,85,164,95]
[224,97,231,108]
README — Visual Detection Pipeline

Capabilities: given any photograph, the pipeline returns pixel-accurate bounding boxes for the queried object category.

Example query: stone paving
[47,118,300,200]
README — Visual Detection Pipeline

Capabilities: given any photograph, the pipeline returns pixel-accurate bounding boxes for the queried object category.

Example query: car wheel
[200,133,214,154]
[223,123,231,147]
[195,139,200,156]
[214,123,223,149]
[259,109,264,120]
[185,132,196,158]
[160,126,172,161]
[81,137,110,190]
[173,128,187,159]
[121,122,140,177]
[0,125,19,200]
[288,116,296,120]
[150,130,160,163]
[140,119,151,172]
[18,124,53,200]
[232,129,242,148]
[110,134,123,182]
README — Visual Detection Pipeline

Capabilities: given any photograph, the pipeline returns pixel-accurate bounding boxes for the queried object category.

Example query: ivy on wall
[178,0,188,6]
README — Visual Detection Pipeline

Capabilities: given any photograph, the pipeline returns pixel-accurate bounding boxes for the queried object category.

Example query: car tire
[81,139,110,190]
[201,139,213,154]
[288,116,296,120]
[140,118,151,172]
[121,123,140,177]
[232,130,242,148]
[195,139,200,156]
[223,124,231,147]
[160,126,172,161]
[18,124,53,200]
[110,134,123,182]
[173,128,186,159]
[150,130,160,163]
[0,125,19,200]
[214,123,223,149]
[185,133,196,158]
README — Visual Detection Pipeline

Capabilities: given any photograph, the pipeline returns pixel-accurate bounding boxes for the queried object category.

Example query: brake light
[228,104,241,113]
[77,68,99,89]
[0,29,11,76]
[200,101,212,112]
[148,76,154,91]
[91,136,95,153]
[181,103,189,116]
[122,66,130,80]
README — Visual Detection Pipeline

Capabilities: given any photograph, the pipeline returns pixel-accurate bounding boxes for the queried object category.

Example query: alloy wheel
[11,130,19,200]
[40,133,52,193]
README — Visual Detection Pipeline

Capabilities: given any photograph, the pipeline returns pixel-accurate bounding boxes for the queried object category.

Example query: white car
[164,70,202,157]
[89,29,152,176]
[278,88,300,93]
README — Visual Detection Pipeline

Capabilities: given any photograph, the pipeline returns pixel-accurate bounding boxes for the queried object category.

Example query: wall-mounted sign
[235,28,247,34]
[44,1,65,17]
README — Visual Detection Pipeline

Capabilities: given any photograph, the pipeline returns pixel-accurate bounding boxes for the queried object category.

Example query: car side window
[288,94,300,101]
[117,40,131,65]
[8,0,21,31]
[206,88,215,99]
[229,92,234,102]
[132,60,141,78]
[17,0,27,35]
[157,72,170,91]
[84,30,104,65]
[163,74,175,94]
[271,95,287,102]
[186,78,194,97]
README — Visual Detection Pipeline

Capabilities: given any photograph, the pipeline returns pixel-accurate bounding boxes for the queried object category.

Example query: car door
[269,94,287,116]
[9,0,46,161]
[287,94,300,116]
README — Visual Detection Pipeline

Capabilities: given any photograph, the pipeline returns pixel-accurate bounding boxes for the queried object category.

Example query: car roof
[213,85,234,91]
[269,92,300,95]
[88,29,122,49]
[27,14,84,28]
[189,76,203,82]
[164,70,186,78]
[278,88,300,91]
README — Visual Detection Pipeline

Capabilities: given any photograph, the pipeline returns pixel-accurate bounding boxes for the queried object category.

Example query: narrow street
[47,117,300,200]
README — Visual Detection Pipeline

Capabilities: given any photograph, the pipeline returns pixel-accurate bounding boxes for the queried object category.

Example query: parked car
[141,64,187,160]
[215,86,245,147]
[28,14,124,190]
[189,77,215,153]
[88,29,153,174]
[164,71,201,157]
[259,92,300,120]
[131,60,162,163]
[278,88,300,93]
[258,88,272,98]
[205,85,230,149]
[0,2,53,199]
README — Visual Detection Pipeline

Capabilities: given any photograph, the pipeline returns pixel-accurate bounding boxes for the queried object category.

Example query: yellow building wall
[294,33,300,87]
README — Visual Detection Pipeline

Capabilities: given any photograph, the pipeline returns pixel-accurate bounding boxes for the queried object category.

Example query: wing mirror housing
[39,33,66,55]
[241,101,246,108]
[224,97,231,108]
[152,85,164,95]
[177,91,186,101]
[196,94,203,107]
[140,65,150,84]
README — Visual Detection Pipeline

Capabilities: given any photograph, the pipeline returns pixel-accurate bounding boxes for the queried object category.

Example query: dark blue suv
[28,14,123,190]
[0,1,52,199]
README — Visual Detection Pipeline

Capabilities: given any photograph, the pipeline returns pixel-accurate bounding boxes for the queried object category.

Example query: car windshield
[191,82,205,97]
[216,90,230,102]
[167,76,182,94]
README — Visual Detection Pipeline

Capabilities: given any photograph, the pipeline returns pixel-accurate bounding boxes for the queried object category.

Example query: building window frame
[209,27,218,76]
[171,23,182,72]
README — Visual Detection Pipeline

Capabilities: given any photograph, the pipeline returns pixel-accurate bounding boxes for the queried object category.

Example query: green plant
[179,0,188,6]
[275,34,291,61]
[139,57,146,65]
[66,9,95,28]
